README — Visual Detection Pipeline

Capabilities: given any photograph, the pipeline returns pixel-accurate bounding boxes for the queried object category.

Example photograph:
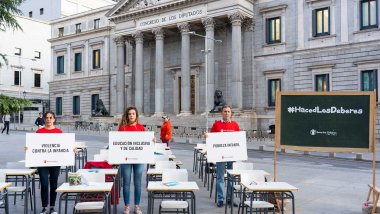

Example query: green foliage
[0,53,7,68]
[0,0,24,68]
[0,0,24,32]
[0,94,32,114]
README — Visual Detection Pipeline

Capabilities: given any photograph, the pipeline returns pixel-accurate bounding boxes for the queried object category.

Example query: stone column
[84,40,89,76]
[127,38,135,106]
[134,31,144,113]
[66,44,71,78]
[104,36,110,75]
[243,18,255,108]
[229,11,244,111]
[152,27,165,116]
[202,17,215,112]
[177,22,191,115]
[113,36,125,114]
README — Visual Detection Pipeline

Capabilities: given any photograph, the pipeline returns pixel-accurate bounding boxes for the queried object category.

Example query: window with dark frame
[266,17,281,44]
[14,71,21,86]
[268,79,281,107]
[56,97,62,115]
[361,70,378,101]
[75,23,81,33]
[73,96,80,115]
[74,53,82,71]
[313,7,330,37]
[94,19,100,29]
[91,94,99,114]
[58,27,64,37]
[315,74,330,91]
[40,8,44,15]
[360,0,378,29]
[57,56,64,74]
[34,51,41,59]
[93,49,101,69]
[34,73,41,88]
[14,48,21,56]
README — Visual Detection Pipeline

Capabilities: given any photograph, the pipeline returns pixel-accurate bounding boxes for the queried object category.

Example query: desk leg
[105,193,109,214]
[281,192,284,214]
[147,192,150,214]
[193,149,196,172]
[84,148,87,163]
[289,191,295,214]
[58,193,64,214]
[32,174,36,214]
[4,189,9,214]
[25,175,29,214]
[150,191,155,214]
[64,194,68,214]
[192,192,196,214]
[113,167,120,214]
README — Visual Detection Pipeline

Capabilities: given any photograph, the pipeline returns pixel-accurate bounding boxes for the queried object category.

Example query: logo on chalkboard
[310,129,337,136]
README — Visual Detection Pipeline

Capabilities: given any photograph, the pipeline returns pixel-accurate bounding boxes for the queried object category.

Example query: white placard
[108,131,155,164]
[136,5,206,30]
[206,131,248,163]
[25,133,75,167]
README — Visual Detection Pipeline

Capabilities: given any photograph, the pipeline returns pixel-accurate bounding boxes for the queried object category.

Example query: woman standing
[36,111,62,214]
[119,107,144,214]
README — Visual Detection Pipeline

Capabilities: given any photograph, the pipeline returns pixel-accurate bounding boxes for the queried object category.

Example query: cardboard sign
[108,131,155,164]
[206,131,247,163]
[25,133,75,167]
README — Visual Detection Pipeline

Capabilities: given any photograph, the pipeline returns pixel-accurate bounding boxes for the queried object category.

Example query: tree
[0,0,24,68]
[0,94,32,114]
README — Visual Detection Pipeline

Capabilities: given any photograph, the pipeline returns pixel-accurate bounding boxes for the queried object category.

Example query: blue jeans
[121,164,144,205]
[216,161,233,203]
[37,166,60,207]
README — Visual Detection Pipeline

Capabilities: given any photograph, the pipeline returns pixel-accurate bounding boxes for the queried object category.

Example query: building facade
[49,0,380,134]
[0,16,51,124]
[19,0,118,21]
[48,6,115,122]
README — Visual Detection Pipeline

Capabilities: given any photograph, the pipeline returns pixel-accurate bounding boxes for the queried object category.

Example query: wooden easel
[366,184,380,214]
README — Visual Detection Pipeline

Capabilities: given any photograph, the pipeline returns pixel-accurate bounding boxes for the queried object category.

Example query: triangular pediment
[106,0,184,18]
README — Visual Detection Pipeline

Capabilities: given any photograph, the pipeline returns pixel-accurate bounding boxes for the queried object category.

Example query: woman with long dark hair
[118,107,145,214]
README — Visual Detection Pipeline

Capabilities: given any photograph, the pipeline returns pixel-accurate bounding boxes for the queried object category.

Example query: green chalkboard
[276,92,375,152]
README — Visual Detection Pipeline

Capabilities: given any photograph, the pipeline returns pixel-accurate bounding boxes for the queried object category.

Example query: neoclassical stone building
[49,0,380,134]
[107,0,255,118]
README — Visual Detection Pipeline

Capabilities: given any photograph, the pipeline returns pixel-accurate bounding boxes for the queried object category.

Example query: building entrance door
[178,75,195,114]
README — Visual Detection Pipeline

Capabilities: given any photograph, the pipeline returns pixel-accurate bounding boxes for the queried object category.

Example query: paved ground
[0,129,379,213]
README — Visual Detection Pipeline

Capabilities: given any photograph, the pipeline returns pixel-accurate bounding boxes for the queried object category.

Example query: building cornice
[259,4,288,14]
[108,0,206,23]
[353,59,380,66]
[48,26,112,43]
[308,64,336,70]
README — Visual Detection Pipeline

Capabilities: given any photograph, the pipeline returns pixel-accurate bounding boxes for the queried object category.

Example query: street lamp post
[188,31,222,130]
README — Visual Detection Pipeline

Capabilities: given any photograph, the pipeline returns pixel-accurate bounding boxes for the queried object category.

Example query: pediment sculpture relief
[130,0,175,11]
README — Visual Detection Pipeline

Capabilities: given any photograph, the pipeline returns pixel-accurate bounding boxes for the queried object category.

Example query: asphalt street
[0,131,378,214]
